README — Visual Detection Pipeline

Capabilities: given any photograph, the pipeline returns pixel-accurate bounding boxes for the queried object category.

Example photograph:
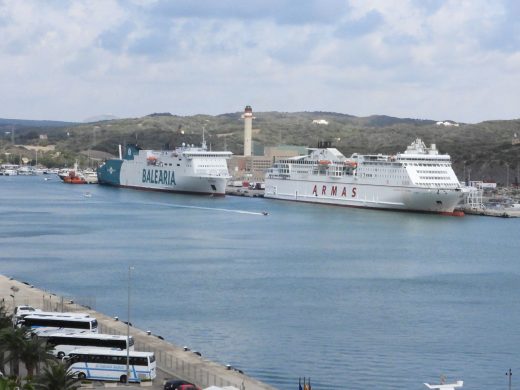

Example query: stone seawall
[0,274,276,390]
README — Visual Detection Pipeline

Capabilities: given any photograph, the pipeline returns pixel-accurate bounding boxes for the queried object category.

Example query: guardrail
[41,296,249,390]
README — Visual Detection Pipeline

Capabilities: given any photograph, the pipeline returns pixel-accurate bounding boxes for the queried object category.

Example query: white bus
[20,314,98,334]
[66,348,156,383]
[37,332,135,358]
[14,309,90,325]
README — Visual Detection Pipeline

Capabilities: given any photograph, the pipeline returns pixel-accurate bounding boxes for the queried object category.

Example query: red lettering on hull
[311,184,357,198]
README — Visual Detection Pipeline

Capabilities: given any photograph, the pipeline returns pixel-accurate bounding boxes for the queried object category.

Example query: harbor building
[228,105,307,181]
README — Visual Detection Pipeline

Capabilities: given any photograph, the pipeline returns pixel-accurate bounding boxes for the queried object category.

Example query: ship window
[177,164,180,166]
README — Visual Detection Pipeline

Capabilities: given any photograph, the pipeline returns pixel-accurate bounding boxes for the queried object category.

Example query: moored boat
[265,138,465,215]
[63,171,87,184]
[97,141,232,195]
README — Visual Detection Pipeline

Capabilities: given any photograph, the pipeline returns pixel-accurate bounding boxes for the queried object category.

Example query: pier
[0,274,276,390]
[225,187,264,198]
[459,207,520,218]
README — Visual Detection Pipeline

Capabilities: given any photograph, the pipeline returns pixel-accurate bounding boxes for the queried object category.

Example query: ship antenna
[202,125,207,150]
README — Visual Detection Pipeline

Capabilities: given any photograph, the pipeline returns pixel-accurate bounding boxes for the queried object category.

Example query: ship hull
[264,177,464,214]
[97,159,228,195]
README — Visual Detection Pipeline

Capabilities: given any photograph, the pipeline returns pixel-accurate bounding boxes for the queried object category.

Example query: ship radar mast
[202,126,207,150]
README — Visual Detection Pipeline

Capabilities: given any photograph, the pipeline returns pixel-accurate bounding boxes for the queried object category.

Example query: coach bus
[37,331,134,358]
[65,348,156,383]
[20,314,97,334]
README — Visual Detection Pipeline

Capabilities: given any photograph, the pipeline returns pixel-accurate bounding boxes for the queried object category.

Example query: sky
[0,0,519,123]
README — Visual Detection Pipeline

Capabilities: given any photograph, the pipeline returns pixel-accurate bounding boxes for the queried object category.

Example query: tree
[0,302,11,330]
[0,376,34,390]
[34,362,80,390]
[20,337,53,378]
[0,302,13,375]
[0,327,29,377]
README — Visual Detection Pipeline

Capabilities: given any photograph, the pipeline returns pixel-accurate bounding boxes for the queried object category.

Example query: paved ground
[1,274,275,390]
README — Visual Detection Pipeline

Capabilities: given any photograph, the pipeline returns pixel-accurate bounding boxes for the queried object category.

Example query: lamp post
[506,368,512,390]
[10,286,19,314]
[506,163,510,188]
[126,266,134,385]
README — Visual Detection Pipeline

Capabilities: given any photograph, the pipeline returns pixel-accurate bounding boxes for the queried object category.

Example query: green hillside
[1,112,519,185]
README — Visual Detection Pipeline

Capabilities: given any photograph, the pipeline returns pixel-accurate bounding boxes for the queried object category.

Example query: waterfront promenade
[0,274,276,390]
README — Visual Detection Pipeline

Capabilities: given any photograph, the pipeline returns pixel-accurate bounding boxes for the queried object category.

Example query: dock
[458,207,520,218]
[0,274,276,390]
[225,187,264,198]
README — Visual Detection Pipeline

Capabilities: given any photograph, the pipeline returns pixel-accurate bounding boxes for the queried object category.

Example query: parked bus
[65,348,156,383]
[37,331,134,358]
[20,314,97,334]
[14,308,90,325]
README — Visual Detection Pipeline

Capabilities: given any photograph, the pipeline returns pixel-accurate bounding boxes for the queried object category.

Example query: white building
[312,119,329,125]
[436,121,459,127]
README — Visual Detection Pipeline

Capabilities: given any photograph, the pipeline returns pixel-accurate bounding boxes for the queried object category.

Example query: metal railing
[40,296,246,389]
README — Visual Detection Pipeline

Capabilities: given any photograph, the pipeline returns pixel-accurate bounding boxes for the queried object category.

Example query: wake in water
[81,189,268,216]
[155,202,267,216]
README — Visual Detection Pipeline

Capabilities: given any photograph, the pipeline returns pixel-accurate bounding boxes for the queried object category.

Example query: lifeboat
[345,161,358,168]
[318,160,331,165]
[147,155,158,165]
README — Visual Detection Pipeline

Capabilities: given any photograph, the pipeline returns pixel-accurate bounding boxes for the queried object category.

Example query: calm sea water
[1,176,519,389]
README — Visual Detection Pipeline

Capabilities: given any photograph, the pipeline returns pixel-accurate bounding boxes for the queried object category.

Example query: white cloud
[0,0,519,122]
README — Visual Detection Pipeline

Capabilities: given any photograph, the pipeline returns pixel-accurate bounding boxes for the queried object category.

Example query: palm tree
[0,302,12,330]
[0,376,34,390]
[20,337,53,378]
[0,326,29,377]
[0,302,13,375]
[34,362,80,390]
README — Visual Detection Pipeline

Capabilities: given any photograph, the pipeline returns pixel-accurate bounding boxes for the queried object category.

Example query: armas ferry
[264,139,466,215]
[97,142,232,195]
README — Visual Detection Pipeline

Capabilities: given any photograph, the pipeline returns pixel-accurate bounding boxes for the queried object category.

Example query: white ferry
[97,142,232,195]
[265,139,465,215]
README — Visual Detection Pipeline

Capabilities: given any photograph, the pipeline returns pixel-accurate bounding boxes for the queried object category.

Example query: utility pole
[126,265,134,385]
[506,368,512,390]
[506,163,510,188]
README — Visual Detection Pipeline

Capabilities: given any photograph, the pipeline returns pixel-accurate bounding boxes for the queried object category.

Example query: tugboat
[63,170,87,184]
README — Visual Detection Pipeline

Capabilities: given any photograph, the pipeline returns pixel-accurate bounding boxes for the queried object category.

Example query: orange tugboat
[62,170,87,184]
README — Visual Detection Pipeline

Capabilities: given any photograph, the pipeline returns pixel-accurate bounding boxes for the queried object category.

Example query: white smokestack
[242,105,254,156]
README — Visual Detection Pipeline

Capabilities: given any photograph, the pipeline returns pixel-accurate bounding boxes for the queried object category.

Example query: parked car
[163,379,201,390]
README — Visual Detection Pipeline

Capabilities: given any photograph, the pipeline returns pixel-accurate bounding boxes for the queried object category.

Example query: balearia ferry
[97,141,232,195]
[264,139,466,214]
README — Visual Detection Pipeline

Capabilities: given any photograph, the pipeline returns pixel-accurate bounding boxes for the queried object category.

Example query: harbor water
[1,176,519,389]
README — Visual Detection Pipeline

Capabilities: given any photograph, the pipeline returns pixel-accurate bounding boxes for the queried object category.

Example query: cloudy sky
[1,0,519,123]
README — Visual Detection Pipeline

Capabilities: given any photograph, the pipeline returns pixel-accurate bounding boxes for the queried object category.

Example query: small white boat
[82,169,98,184]
[424,379,463,390]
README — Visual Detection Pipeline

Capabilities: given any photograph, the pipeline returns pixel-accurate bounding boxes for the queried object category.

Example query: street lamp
[126,266,134,385]
[10,286,19,314]
[506,163,510,188]
[506,368,512,390]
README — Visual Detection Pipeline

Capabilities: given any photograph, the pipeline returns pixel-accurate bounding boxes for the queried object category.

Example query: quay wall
[0,274,276,390]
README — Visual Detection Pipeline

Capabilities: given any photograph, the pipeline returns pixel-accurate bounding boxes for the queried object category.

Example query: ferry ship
[97,142,232,195]
[264,139,465,214]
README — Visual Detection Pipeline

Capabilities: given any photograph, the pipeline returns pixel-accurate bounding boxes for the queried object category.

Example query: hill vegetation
[1,111,519,185]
